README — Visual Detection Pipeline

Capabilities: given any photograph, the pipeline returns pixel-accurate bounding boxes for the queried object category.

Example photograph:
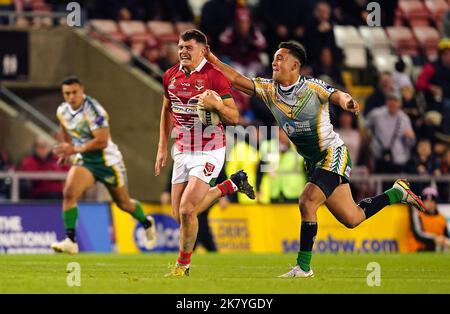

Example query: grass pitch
[0,253,449,294]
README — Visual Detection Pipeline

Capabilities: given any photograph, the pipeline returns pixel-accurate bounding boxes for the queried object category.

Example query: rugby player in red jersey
[155,29,255,277]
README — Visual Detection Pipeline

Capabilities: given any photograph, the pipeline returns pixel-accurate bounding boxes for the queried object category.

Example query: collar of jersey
[278,75,303,93]
[179,58,207,75]
[68,96,86,116]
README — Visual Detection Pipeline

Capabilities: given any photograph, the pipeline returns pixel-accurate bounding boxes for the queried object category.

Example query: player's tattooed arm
[155,96,173,176]
[330,91,360,115]
[204,45,254,96]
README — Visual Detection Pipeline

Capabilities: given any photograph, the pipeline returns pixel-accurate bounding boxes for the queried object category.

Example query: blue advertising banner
[0,203,112,254]
[0,204,64,254]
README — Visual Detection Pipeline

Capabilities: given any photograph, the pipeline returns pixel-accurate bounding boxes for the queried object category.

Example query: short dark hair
[61,76,82,86]
[278,41,307,66]
[180,29,207,45]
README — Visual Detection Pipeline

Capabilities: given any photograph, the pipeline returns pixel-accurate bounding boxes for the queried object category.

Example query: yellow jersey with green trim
[56,95,123,166]
[252,76,344,162]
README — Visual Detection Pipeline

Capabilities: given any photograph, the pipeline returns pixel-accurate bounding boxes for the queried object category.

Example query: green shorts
[76,159,128,187]
[305,145,352,181]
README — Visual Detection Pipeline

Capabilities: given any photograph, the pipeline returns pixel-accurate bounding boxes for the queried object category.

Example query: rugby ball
[197,90,221,126]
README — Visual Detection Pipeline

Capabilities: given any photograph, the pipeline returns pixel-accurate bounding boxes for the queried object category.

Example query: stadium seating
[101,42,132,63]
[89,19,126,42]
[359,26,392,57]
[386,26,420,56]
[412,25,441,60]
[119,20,153,43]
[333,25,367,68]
[425,0,449,28]
[30,0,52,13]
[147,21,179,43]
[399,0,430,26]
[175,22,196,34]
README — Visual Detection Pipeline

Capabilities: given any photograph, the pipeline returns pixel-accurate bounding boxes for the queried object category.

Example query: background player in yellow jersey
[51,76,156,254]
[205,41,426,277]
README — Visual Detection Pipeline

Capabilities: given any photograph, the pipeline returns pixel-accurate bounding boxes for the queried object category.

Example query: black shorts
[309,168,349,198]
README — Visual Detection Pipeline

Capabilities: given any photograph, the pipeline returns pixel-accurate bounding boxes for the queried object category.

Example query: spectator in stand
[392,57,419,128]
[438,148,450,201]
[363,71,394,116]
[408,186,450,252]
[333,0,398,26]
[407,139,441,176]
[200,0,237,49]
[406,138,441,193]
[158,42,179,72]
[303,1,341,67]
[0,150,11,200]
[332,0,368,26]
[312,47,345,90]
[257,0,311,55]
[89,0,121,20]
[219,7,267,78]
[416,38,450,114]
[336,111,361,167]
[142,39,161,67]
[0,0,26,24]
[366,92,416,174]
[440,11,450,38]
[18,136,69,199]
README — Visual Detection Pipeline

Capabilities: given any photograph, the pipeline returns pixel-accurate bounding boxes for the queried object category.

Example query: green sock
[131,201,147,223]
[296,251,312,272]
[384,187,403,205]
[63,206,78,230]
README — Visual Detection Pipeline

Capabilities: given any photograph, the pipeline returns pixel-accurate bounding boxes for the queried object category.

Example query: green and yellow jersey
[56,95,123,167]
[252,76,352,180]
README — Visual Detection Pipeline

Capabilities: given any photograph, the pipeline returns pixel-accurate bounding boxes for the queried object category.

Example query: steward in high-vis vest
[256,129,306,204]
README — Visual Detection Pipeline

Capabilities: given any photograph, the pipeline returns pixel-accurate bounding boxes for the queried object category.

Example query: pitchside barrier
[111,203,450,254]
[2,202,450,254]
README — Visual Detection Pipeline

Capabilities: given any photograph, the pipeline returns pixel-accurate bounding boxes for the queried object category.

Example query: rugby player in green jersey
[205,41,426,277]
[51,76,156,254]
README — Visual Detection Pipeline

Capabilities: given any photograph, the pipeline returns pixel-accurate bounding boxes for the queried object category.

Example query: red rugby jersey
[163,58,232,152]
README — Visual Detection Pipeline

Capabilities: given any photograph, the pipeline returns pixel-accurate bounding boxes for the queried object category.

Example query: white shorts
[171,147,226,185]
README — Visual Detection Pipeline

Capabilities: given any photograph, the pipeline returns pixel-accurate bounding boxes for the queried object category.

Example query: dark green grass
[0,253,449,293]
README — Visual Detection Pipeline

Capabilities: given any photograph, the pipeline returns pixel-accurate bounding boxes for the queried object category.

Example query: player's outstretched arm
[205,46,254,96]
[155,96,173,176]
[330,91,360,115]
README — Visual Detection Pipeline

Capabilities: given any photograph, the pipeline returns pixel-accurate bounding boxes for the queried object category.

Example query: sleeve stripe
[220,94,233,100]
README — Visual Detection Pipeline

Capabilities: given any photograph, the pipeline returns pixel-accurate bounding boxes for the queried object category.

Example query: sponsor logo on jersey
[294,121,311,132]
[169,78,176,90]
[195,79,204,91]
[95,116,105,127]
[203,162,215,176]
[283,122,295,136]
[345,165,351,178]
[104,176,116,185]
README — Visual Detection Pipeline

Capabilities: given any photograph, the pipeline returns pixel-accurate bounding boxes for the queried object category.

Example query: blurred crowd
[1,0,450,204]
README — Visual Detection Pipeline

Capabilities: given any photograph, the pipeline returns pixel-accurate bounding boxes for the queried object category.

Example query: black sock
[300,221,318,251]
[358,194,390,219]
[66,229,76,242]
[142,219,152,229]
